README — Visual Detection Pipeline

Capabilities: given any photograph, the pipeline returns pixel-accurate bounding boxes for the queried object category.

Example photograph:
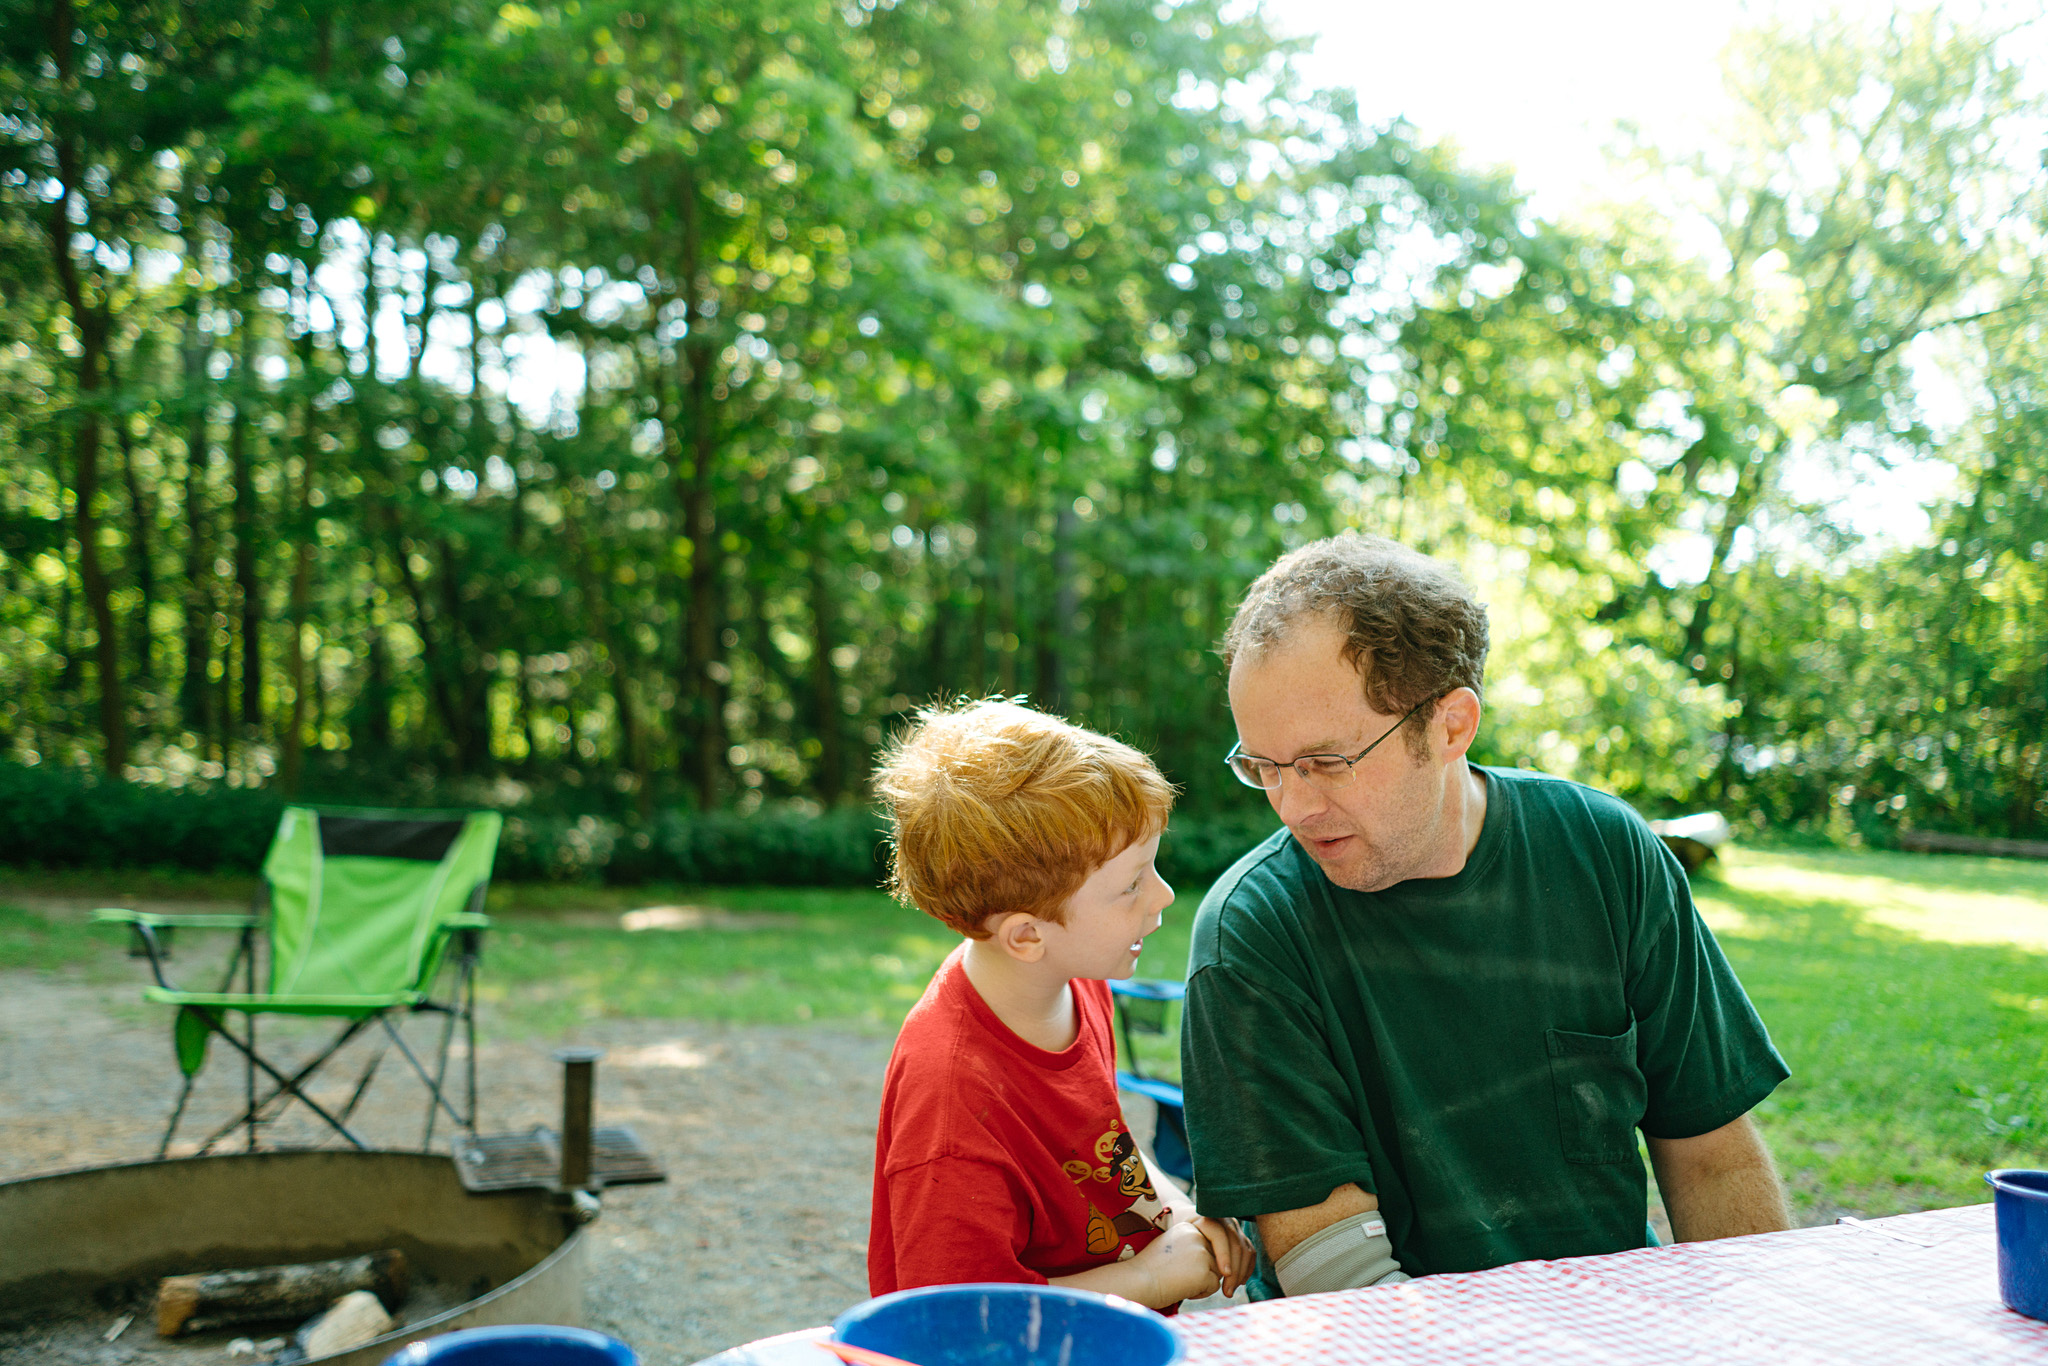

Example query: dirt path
[0,962,891,1365]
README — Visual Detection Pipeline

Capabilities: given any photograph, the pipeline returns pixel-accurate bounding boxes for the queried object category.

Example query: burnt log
[154,1249,408,1337]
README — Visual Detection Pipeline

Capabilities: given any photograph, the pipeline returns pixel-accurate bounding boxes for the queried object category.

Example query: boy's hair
[872,698,1175,938]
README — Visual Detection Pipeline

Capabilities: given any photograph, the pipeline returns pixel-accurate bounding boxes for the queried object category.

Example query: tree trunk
[996,500,1018,696]
[436,536,489,770]
[364,613,393,752]
[109,348,158,686]
[228,318,263,732]
[52,446,81,696]
[673,162,726,808]
[969,480,990,695]
[43,21,126,771]
[520,659,547,764]
[280,332,319,795]
[566,500,646,796]
[808,520,845,803]
[1038,499,1078,713]
[1681,439,1775,676]
[379,509,468,769]
[180,297,215,739]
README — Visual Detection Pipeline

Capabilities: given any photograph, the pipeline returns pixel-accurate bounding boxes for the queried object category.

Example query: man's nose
[1272,766,1329,824]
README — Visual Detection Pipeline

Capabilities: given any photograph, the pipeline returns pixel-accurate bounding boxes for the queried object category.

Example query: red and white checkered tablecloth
[1175,1203,2048,1365]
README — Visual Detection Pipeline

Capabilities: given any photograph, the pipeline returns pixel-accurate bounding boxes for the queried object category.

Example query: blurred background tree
[0,0,2041,862]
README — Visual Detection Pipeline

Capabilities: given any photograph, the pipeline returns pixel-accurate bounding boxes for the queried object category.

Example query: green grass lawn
[1695,848,2048,1220]
[5,844,2046,1222]
[477,883,955,1032]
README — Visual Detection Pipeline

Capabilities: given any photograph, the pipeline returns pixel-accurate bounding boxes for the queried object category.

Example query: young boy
[867,699,1253,1311]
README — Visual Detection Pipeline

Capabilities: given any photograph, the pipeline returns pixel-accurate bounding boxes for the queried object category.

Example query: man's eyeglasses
[1223,698,1435,791]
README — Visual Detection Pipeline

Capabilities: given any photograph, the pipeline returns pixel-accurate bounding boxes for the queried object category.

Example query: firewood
[298,1290,395,1358]
[154,1249,409,1337]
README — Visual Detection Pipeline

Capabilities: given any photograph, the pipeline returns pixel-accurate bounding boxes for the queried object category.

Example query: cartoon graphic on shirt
[1071,1122,1170,1255]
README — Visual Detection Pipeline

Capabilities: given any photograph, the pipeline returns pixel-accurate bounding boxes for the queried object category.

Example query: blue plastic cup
[1986,1169,2048,1324]
[381,1325,639,1365]
[832,1283,1182,1366]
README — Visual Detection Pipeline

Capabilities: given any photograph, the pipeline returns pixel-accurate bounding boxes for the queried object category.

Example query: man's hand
[1254,1181,1379,1264]
[1646,1112,1790,1242]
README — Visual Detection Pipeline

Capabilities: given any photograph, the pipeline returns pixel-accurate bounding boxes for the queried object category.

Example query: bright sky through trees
[1262,0,2044,550]
[5,0,2042,844]
[1264,0,2043,215]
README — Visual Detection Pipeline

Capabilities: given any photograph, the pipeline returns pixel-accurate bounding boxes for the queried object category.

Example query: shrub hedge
[0,761,1280,890]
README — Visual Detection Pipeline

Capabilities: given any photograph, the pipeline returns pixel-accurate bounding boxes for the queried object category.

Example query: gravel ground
[0,897,894,1366]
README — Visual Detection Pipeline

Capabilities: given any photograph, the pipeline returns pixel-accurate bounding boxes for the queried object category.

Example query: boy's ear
[989,912,1048,964]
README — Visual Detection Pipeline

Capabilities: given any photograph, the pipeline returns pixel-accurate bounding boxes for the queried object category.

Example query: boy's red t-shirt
[868,946,1171,1295]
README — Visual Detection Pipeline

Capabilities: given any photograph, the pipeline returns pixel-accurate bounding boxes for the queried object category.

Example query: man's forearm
[1647,1113,1790,1242]
[1254,1181,1379,1264]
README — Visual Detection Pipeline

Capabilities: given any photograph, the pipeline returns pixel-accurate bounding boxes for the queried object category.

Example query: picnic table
[695,1203,2048,1364]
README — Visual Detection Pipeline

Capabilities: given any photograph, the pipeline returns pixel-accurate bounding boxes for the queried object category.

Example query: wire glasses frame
[1223,697,1436,791]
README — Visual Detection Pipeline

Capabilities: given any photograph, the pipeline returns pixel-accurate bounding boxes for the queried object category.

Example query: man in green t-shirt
[1181,533,1791,1300]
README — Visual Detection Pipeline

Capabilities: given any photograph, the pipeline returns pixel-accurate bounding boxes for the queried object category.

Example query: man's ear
[1436,687,1482,762]
[990,912,1048,964]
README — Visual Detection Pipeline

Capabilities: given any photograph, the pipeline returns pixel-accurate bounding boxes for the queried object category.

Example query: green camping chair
[96,806,501,1157]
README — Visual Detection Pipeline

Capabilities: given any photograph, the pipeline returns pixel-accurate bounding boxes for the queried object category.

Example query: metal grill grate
[454,1125,665,1192]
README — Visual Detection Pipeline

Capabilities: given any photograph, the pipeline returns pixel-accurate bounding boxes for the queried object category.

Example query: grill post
[553,1047,602,1191]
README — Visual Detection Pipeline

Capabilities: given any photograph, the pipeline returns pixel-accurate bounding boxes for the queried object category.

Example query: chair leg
[338,1046,389,1125]
[158,1072,199,1159]
[244,1010,258,1153]
[421,1005,458,1152]
[193,1014,378,1153]
[377,1013,471,1135]
[463,959,479,1132]
[243,945,258,1153]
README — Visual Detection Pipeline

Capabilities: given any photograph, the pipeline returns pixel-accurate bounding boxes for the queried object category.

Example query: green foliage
[0,2,2043,847]
[0,758,1278,889]
[0,761,283,872]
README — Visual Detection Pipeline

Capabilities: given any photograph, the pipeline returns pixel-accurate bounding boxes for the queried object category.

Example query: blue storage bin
[832,1283,1181,1366]
[382,1324,639,1365]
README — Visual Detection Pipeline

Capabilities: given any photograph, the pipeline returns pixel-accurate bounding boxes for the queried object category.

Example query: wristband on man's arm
[1272,1211,1409,1296]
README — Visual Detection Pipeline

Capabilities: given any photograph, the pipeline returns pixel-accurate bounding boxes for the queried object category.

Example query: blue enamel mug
[1986,1169,2048,1323]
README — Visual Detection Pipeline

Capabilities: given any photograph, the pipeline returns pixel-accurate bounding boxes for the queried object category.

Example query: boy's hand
[1131,1220,1223,1305]
[1189,1215,1255,1298]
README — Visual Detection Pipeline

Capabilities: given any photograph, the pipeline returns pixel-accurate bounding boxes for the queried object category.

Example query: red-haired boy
[867,699,1253,1310]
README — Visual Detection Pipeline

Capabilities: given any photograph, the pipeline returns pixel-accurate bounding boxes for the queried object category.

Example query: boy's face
[1039,832,1174,981]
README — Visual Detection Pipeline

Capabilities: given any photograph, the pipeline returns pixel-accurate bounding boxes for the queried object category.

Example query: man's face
[1226,618,1452,893]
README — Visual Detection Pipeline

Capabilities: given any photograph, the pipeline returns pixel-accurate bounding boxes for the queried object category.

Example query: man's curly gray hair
[1222,534,1490,757]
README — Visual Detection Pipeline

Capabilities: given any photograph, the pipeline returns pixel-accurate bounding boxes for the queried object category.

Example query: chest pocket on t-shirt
[1545,1025,1646,1165]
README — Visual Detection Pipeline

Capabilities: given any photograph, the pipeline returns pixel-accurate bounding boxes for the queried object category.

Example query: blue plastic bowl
[380,1325,639,1366]
[832,1283,1182,1366]
[1986,1169,2048,1324]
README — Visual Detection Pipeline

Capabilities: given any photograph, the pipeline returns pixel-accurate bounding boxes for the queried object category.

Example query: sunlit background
[3,0,2044,877]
